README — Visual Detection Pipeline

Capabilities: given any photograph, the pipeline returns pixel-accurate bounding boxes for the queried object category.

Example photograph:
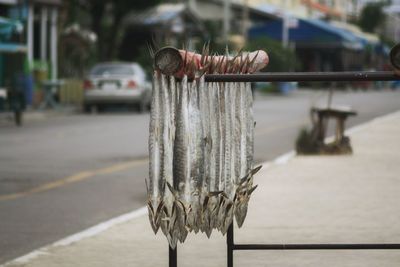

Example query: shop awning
[330,21,380,47]
[0,43,27,53]
[249,18,363,50]
[0,16,23,40]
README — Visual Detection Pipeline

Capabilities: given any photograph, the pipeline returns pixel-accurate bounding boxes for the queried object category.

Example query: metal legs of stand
[169,245,177,267]
[227,224,234,267]
[225,223,400,267]
[169,223,400,267]
[168,227,234,267]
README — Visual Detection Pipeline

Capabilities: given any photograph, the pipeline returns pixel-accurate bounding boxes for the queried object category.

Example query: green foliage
[68,0,161,61]
[358,2,387,33]
[193,26,300,73]
[244,37,300,72]
[135,45,153,77]
[194,21,229,54]
[380,34,396,48]
[194,23,301,73]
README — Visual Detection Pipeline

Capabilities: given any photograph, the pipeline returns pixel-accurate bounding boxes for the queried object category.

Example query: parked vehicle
[83,62,151,113]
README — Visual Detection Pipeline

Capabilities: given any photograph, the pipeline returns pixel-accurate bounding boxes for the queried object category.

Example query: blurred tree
[358,2,387,33]
[244,37,300,72]
[69,0,160,61]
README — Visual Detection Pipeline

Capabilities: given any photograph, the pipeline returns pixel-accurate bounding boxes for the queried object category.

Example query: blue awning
[0,16,23,40]
[0,43,27,53]
[329,21,380,49]
[249,18,363,50]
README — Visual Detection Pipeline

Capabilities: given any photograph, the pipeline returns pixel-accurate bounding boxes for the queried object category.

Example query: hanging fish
[234,81,260,227]
[147,72,165,234]
[148,45,268,247]
[170,75,191,246]
[159,74,174,238]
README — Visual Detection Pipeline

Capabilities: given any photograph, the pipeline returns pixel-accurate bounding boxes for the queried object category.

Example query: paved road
[0,89,399,263]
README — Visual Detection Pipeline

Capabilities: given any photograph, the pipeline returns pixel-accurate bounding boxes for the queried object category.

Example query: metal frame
[168,68,400,267]
[169,245,177,267]
[204,71,399,83]
[226,224,400,267]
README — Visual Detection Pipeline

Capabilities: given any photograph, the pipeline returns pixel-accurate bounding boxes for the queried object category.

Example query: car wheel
[137,100,146,113]
[87,104,99,114]
[97,105,105,113]
[83,104,91,113]
[14,109,22,126]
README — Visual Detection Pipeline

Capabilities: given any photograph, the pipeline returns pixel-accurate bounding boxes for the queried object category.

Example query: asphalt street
[0,89,399,263]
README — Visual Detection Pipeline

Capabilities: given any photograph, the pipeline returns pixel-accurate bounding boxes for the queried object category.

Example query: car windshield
[90,65,134,76]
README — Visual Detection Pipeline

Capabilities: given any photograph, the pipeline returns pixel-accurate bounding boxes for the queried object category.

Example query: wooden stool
[310,106,357,154]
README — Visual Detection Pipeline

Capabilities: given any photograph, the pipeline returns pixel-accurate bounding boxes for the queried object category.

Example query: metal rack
[226,224,400,267]
[168,43,400,267]
[204,71,399,83]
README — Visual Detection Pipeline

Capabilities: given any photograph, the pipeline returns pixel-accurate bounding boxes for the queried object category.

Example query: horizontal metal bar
[204,71,400,82]
[233,243,400,250]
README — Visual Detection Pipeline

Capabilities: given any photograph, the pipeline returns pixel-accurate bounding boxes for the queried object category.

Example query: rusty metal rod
[204,71,400,83]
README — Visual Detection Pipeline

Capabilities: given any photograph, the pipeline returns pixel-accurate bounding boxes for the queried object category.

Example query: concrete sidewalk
[4,111,400,267]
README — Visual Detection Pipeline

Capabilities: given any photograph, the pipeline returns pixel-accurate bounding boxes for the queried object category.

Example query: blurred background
[0,0,399,106]
[0,0,400,265]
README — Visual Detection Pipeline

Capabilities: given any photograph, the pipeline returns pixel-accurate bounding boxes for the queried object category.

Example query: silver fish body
[171,76,191,245]
[148,72,165,234]
[234,82,256,227]
[148,71,258,245]
[159,74,175,237]
[245,82,254,174]
[186,79,204,232]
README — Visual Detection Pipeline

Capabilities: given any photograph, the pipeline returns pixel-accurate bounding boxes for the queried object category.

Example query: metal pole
[233,243,400,250]
[242,0,249,42]
[387,13,400,43]
[223,0,231,44]
[188,0,196,11]
[282,0,289,48]
[169,245,177,267]
[40,7,48,62]
[27,3,34,66]
[227,224,234,267]
[50,8,58,81]
[204,71,400,83]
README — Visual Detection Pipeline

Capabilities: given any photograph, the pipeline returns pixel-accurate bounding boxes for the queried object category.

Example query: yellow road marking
[0,159,148,202]
[0,120,306,202]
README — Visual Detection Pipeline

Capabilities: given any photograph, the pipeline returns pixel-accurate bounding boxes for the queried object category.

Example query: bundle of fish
[146,46,269,248]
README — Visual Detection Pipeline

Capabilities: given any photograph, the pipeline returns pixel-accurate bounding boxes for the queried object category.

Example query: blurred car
[83,62,151,112]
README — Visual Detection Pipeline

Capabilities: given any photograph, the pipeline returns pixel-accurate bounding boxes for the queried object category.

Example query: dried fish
[148,46,266,248]
[147,72,164,234]
[186,79,204,233]
[234,82,257,227]
[171,75,190,246]
[159,74,174,238]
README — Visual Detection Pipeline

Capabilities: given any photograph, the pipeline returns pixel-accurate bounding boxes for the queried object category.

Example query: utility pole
[50,8,58,80]
[188,0,196,13]
[223,0,231,44]
[282,0,289,48]
[386,13,400,44]
[40,7,48,62]
[242,0,249,43]
[392,14,400,43]
[27,3,34,66]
